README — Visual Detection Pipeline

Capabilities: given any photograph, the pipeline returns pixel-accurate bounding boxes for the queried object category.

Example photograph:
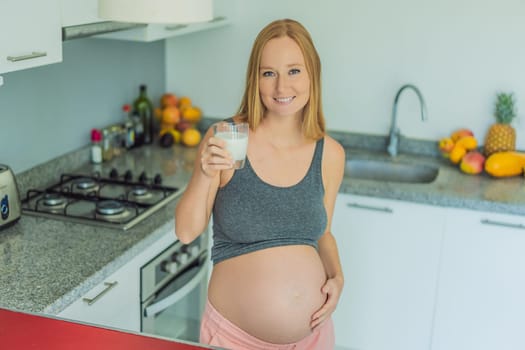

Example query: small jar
[90,129,102,164]
[102,128,113,162]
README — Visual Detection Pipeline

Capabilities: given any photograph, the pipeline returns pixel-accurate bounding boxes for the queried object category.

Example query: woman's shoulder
[320,134,345,186]
[321,135,345,162]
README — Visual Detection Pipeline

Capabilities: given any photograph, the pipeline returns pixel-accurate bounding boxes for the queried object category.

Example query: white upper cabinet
[60,0,105,26]
[0,0,62,74]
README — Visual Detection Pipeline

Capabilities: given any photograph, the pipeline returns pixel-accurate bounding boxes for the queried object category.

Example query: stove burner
[43,193,65,206]
[131,186,148,196]
[22,171,180,230]
[73,178,97,190]
[96,200,125,216]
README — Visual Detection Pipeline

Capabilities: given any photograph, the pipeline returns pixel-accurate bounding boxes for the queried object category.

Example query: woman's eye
[262,71,275,77]
[289,68,300,75]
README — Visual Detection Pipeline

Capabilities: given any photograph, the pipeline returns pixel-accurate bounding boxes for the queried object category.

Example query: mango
[485,152,525,177]
[460,151,485,175]
[455,136,477,150]
[451,128,474,142]
[449,144,467,164]
[438,137,454,154]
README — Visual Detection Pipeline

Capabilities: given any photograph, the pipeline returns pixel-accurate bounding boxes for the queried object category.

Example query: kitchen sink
[345,158,439,184]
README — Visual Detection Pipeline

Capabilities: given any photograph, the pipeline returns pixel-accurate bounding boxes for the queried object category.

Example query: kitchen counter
[0,144,198,314]
[332,131,525,216]
[341,148,525,216]
[1,131,525,316]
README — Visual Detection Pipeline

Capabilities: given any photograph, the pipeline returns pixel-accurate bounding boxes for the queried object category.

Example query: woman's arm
[311,135,345,329]
[174,127,233,244]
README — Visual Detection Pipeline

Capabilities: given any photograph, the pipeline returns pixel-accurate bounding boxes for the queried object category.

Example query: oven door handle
[144,264,207,318]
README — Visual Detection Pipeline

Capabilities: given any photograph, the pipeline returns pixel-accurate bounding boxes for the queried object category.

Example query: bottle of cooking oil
[133,85,154,145]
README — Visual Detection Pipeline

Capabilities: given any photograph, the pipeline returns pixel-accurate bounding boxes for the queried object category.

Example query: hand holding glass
[213,121,249,169]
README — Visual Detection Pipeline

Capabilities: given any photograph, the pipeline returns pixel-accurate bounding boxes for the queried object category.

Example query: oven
[140,227,210,342]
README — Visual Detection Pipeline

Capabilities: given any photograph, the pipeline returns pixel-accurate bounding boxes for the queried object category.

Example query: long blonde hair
[237,19,325,140]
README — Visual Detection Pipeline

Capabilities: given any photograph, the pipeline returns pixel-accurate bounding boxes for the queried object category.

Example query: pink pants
[199,299,335,350]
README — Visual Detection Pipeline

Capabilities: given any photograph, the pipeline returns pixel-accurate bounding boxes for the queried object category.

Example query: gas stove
[21,169,180,230]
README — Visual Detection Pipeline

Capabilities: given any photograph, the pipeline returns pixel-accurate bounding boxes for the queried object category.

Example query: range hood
[62,0,213,41]
[62,21,146,41]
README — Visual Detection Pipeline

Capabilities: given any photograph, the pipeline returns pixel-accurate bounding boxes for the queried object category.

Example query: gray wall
[0,38,165,173]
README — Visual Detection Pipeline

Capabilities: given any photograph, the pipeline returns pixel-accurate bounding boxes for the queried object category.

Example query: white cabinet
[0,0,62,74]
[60,0,105,26]
[432,208,525,350]
[332,193,445,350]
[58,230,176,332]
[58,255,141,331]
[95,16,229,42]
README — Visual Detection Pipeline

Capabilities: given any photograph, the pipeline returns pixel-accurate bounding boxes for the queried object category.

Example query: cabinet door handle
[481,219,525,230]
[346,202,393,213]
[82,281,118,306]
[7,51,47,62]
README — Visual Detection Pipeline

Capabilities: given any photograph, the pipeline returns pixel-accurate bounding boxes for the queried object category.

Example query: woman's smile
[274,96,295,104]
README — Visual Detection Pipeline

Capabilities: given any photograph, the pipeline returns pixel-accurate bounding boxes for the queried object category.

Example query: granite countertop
[0,144,198,314]
[1,131,525,315]
[334,132,525,216]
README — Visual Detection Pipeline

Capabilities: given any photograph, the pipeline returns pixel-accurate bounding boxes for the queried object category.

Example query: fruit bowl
[345,158,439,184]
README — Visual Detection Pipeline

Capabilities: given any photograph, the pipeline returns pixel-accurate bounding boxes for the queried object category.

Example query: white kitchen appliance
[0,164,21,230]
[141,227,210,342]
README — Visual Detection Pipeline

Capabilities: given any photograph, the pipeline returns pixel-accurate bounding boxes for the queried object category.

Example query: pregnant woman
[175,18,345,350]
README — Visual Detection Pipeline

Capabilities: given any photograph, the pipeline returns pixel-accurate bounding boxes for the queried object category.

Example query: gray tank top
[211,138,327,264]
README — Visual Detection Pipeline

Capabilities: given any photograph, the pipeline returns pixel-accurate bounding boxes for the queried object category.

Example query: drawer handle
[7,51,47,62]
[481,219,525,230]
[82,281,118,306]
[346,202,393,213]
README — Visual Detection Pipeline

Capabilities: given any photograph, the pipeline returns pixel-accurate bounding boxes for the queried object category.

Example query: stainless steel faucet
[387,84,428,157]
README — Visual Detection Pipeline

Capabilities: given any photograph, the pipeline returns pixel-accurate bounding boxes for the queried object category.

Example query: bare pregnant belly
[207,245,327,344]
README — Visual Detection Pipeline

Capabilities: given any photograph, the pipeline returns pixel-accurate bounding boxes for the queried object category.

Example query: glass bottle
[133,85,154,145]
[102,128,113,161]
[122,104,136,149]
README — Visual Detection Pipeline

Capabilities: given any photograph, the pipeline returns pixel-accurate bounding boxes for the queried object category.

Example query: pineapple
[483,92,517,156]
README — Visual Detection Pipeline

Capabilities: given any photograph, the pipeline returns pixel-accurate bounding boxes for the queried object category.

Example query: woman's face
[258,36,310,119]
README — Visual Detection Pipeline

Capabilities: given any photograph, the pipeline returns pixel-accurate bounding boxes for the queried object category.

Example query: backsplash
[0,38,165,173]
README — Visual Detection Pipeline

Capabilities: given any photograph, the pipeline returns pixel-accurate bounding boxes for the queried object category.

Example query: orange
[161,106,181,125]
[181,128,201,147]
[160,93,178,108]
[182,106,202,123]
[178,96,192,110]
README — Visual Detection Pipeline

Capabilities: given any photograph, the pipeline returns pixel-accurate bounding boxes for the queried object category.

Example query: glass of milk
[213,121,249,169]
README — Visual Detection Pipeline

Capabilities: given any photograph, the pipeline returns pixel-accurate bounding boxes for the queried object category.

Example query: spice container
[110,125,125,157]
[90,129,102,164]
[122,104,136,149]
[102,128,113,162]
